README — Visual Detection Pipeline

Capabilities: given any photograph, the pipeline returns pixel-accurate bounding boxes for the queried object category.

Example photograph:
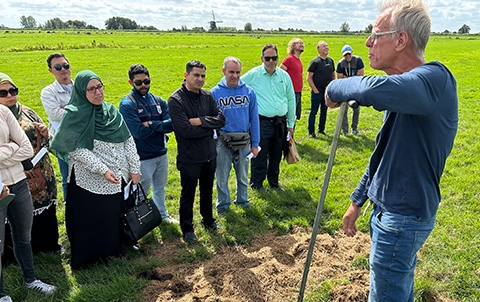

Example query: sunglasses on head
[264,56,278,62]
[53,63,70,71]
[133,79,151,86]
[0,87,19,98]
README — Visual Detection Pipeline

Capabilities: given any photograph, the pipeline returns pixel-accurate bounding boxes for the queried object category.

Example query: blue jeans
[140,154,170,219]
[215,140,251,212]
[0,179,36,295]
[308,90,327,133]
[58,157,68,200]
[368,205,435,302]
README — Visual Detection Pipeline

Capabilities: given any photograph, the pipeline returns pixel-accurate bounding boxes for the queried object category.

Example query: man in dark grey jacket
[168,60,225,244]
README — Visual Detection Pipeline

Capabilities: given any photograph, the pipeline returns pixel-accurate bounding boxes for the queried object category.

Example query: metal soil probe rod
[297,101,350,301]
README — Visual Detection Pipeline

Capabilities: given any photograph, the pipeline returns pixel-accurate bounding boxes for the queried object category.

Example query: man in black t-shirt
[306,41,336,137]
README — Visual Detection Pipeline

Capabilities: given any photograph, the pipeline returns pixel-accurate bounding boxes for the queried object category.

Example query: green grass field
[1,30,480,301]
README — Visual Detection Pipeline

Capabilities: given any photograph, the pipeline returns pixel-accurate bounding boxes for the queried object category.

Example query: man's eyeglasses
[86,84,104,94]
[264,56,278,62]
[53,63,70,71]
[368,30,397,43]
[0,87,19,98]
[133,79,151,86]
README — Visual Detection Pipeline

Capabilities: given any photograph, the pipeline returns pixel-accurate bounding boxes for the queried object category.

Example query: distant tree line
[14,15,474,35]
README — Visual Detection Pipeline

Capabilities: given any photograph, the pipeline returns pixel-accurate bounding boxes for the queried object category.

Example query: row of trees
[19,15,156,31]
[17,15,472,34]
[20,15,97,30]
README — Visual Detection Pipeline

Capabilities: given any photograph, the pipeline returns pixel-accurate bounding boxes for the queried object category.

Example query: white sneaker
[25,279,56,295]
[163,216,179,224]
[0,296,13,302]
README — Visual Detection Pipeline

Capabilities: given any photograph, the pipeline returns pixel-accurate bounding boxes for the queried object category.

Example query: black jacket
[168,83,225,164]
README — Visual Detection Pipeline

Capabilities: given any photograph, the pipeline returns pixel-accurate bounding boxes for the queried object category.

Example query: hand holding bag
[285,138,300,164]
[121,183,162,245]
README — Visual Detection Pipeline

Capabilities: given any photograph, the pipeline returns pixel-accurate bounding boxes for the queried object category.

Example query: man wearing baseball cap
[336,44,365,135]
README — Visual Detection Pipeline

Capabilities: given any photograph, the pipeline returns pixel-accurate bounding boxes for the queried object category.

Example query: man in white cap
[336,45,364,135]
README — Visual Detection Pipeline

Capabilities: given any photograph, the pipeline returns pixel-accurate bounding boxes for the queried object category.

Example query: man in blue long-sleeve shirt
[325,1,458,301]
[120,64,178,224]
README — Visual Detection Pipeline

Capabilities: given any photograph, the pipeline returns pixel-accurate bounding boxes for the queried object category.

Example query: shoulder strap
[21,110,42,153]
[153,95,162,105]
[127,93,138,111]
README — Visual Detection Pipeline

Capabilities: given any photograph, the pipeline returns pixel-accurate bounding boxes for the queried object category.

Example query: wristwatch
[148,121,153,125]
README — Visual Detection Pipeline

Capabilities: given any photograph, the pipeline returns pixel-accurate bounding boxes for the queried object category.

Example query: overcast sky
[0,0,478,33]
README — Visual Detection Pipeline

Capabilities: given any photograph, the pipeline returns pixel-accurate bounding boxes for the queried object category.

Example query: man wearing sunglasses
[119,64,178,225]
[336,45,365,136]
[41,52,73,200]
[242,44,296,191]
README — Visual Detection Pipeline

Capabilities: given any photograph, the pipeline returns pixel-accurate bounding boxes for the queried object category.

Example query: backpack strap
[127,93,138,111]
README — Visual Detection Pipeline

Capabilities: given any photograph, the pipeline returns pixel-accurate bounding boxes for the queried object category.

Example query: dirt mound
[140,229,372,301]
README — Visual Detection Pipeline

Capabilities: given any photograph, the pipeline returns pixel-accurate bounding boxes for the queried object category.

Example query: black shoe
[183,231,197,244]
[308,132,316,138]
[202,222,220,232]
[217,208,229,217]
[318,131,326,136]
[270,184,285,191]
[250,183,264,191]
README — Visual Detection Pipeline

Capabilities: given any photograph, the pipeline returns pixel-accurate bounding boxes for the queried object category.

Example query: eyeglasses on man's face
[369,30,397,43]
[0,87,19,98]
[53,63,70,71]
[264,56,278,62]
[86,84,104,94]
[133,79,151,86]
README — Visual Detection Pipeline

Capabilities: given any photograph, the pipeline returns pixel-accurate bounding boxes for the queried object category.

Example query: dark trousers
[250,117,285,188]
[295,92,302,120]
[308,90,328,133]
[177,160,216,234]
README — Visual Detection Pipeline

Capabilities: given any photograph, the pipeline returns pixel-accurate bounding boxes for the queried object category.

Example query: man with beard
[168,60,226,243]
[119,64,178,224]
[280,38,304,121]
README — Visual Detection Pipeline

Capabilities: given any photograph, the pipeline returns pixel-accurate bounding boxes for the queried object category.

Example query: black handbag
[121,183,162,245]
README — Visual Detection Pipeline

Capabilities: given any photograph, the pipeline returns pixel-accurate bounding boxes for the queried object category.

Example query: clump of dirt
[140,229,371,301]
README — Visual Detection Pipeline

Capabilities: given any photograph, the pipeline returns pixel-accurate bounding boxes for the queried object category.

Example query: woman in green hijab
[51,70,140,270]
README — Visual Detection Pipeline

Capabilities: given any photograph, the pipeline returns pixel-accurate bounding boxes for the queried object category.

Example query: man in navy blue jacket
[120,64,178,224]
[326,0,458,301]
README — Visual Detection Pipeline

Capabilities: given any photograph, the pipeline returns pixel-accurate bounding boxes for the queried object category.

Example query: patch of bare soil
[139,228,369,302]
[139,229,457,302]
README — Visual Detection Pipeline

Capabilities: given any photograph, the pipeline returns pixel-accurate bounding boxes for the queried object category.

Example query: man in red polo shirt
[280,38,304,121]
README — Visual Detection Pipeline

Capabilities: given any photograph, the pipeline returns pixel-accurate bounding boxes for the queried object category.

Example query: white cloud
[1,0,478,33]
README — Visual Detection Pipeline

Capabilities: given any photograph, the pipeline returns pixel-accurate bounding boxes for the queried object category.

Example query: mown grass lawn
[0,30,479,301]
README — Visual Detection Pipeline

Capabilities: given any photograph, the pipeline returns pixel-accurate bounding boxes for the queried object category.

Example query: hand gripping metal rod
[297,101,349,301]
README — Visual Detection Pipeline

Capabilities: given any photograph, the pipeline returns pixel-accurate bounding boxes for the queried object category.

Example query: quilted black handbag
[121,183,162,245]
